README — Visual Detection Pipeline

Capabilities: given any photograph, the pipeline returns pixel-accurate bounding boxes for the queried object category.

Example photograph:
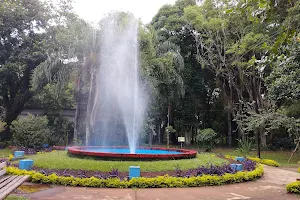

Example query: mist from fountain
[86,13,146,153]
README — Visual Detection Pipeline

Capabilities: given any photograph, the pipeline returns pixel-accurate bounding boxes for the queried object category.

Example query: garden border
[5,164,264,188]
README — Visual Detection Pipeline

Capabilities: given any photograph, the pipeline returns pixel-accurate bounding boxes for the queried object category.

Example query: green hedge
[224,155,279,167]
[287,181,300,194]
[248,157,279,167]
[6,165,264,188]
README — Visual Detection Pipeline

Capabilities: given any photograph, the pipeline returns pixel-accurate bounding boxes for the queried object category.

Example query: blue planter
[129,166,140,179]
[19,159,34,170]
[230,163,243,171]
[235,157,245,162]
[14,151,24,159]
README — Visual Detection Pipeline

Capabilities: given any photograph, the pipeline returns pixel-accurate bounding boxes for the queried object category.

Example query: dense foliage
[11,115,50,148]
[0,0,299,153]
[138,0,300,155]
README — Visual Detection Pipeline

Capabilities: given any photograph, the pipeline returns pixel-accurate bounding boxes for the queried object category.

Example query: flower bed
[8,160,255,179]
[67,146,197,160]
[5,163,263,188]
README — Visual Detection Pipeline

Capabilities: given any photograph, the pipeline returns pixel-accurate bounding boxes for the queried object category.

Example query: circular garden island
[5,147,264,188]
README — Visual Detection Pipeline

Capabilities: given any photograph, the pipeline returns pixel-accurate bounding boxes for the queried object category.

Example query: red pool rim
[67,146,197,160]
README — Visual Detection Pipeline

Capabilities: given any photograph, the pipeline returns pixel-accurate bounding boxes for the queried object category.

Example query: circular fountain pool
[67,146,197,160]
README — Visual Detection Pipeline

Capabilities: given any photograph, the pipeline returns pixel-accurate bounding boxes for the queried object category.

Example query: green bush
[297,167,300,173]
[6,165,264,188]
[196,128,219,151]
[11,114,50,148]
[248,157,279,167]
[286,181,300,194]
[236,137,253,157]
[47,115,74,146]
[0,120,6,132]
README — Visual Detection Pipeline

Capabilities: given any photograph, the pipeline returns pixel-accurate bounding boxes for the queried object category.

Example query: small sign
[178,137,185,142]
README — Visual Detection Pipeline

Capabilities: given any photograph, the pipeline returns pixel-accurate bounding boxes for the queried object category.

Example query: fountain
[69,13,197,160]
[84,13,145,153]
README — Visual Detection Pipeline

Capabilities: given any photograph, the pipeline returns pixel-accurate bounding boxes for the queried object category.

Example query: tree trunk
[158,122,161,144]
[184,128,192,145]
[167,102,172,126]
[256,129,261,158]
[227,112,232,146]
[260,132,267,148]
[167,131,170,147]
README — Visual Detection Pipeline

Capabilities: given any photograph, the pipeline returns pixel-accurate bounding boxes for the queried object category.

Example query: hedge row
[6,165,264,188]
[224,155,279,167]
[247,157,279,167]
[287,181,300,194]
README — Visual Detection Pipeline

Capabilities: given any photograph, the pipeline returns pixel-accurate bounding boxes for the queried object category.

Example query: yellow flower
[8,154,14,161]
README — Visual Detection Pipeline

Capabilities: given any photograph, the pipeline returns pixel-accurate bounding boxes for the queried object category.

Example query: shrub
[260,159,279,167]
[196,128,219,151]
[287,181,300,194]
[8,154,14,161]
[298,167,300,173]
[47,115,74,146]
[11,114,51,148]
[0,120,6,132]
[248,157,279,167]
[236,137,253,157]
[6,165,264,188]
[271,137,295,150]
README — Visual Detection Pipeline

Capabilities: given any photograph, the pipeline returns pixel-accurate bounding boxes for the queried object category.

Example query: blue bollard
[230,163,243,171]
[236,164,243,171]
[19,159,34,170]
[129,166,140,180]
[14,151,24,159]
[235,157,245,162]
[230,164,237,170]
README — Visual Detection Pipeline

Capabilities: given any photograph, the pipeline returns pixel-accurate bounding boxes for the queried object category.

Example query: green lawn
[5,196,29,200]
[213,148,300,167]
[24,151,227,172]
[0,148,12,158]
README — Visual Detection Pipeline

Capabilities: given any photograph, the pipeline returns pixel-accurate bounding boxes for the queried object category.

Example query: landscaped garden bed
[2,149,264,188]
[13,151,226,172]
[5,162,263,188]
[7,159,256,179]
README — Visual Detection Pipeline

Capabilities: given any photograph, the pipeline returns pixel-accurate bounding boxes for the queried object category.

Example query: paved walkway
[18,166,300,200]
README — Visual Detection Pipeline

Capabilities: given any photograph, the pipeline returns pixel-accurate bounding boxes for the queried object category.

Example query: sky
[73,0,177,24]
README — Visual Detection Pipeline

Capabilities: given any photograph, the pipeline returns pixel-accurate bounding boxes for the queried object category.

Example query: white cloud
[73,0,176,24]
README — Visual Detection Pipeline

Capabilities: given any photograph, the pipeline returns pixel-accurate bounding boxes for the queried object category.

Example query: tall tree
[0,0,85,138]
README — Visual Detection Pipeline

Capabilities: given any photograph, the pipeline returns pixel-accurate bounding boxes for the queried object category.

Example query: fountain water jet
[86,13,146,153]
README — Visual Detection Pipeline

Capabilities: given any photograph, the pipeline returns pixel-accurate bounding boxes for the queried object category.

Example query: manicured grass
[0,148,12,158]
[5,196,29,200]
[213,148,300,167]
[25,151,227,172]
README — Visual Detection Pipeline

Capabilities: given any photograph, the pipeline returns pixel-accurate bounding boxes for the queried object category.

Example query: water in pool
[84,148,181,154]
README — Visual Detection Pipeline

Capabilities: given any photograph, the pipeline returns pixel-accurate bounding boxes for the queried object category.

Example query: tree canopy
[0,0,299,153]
